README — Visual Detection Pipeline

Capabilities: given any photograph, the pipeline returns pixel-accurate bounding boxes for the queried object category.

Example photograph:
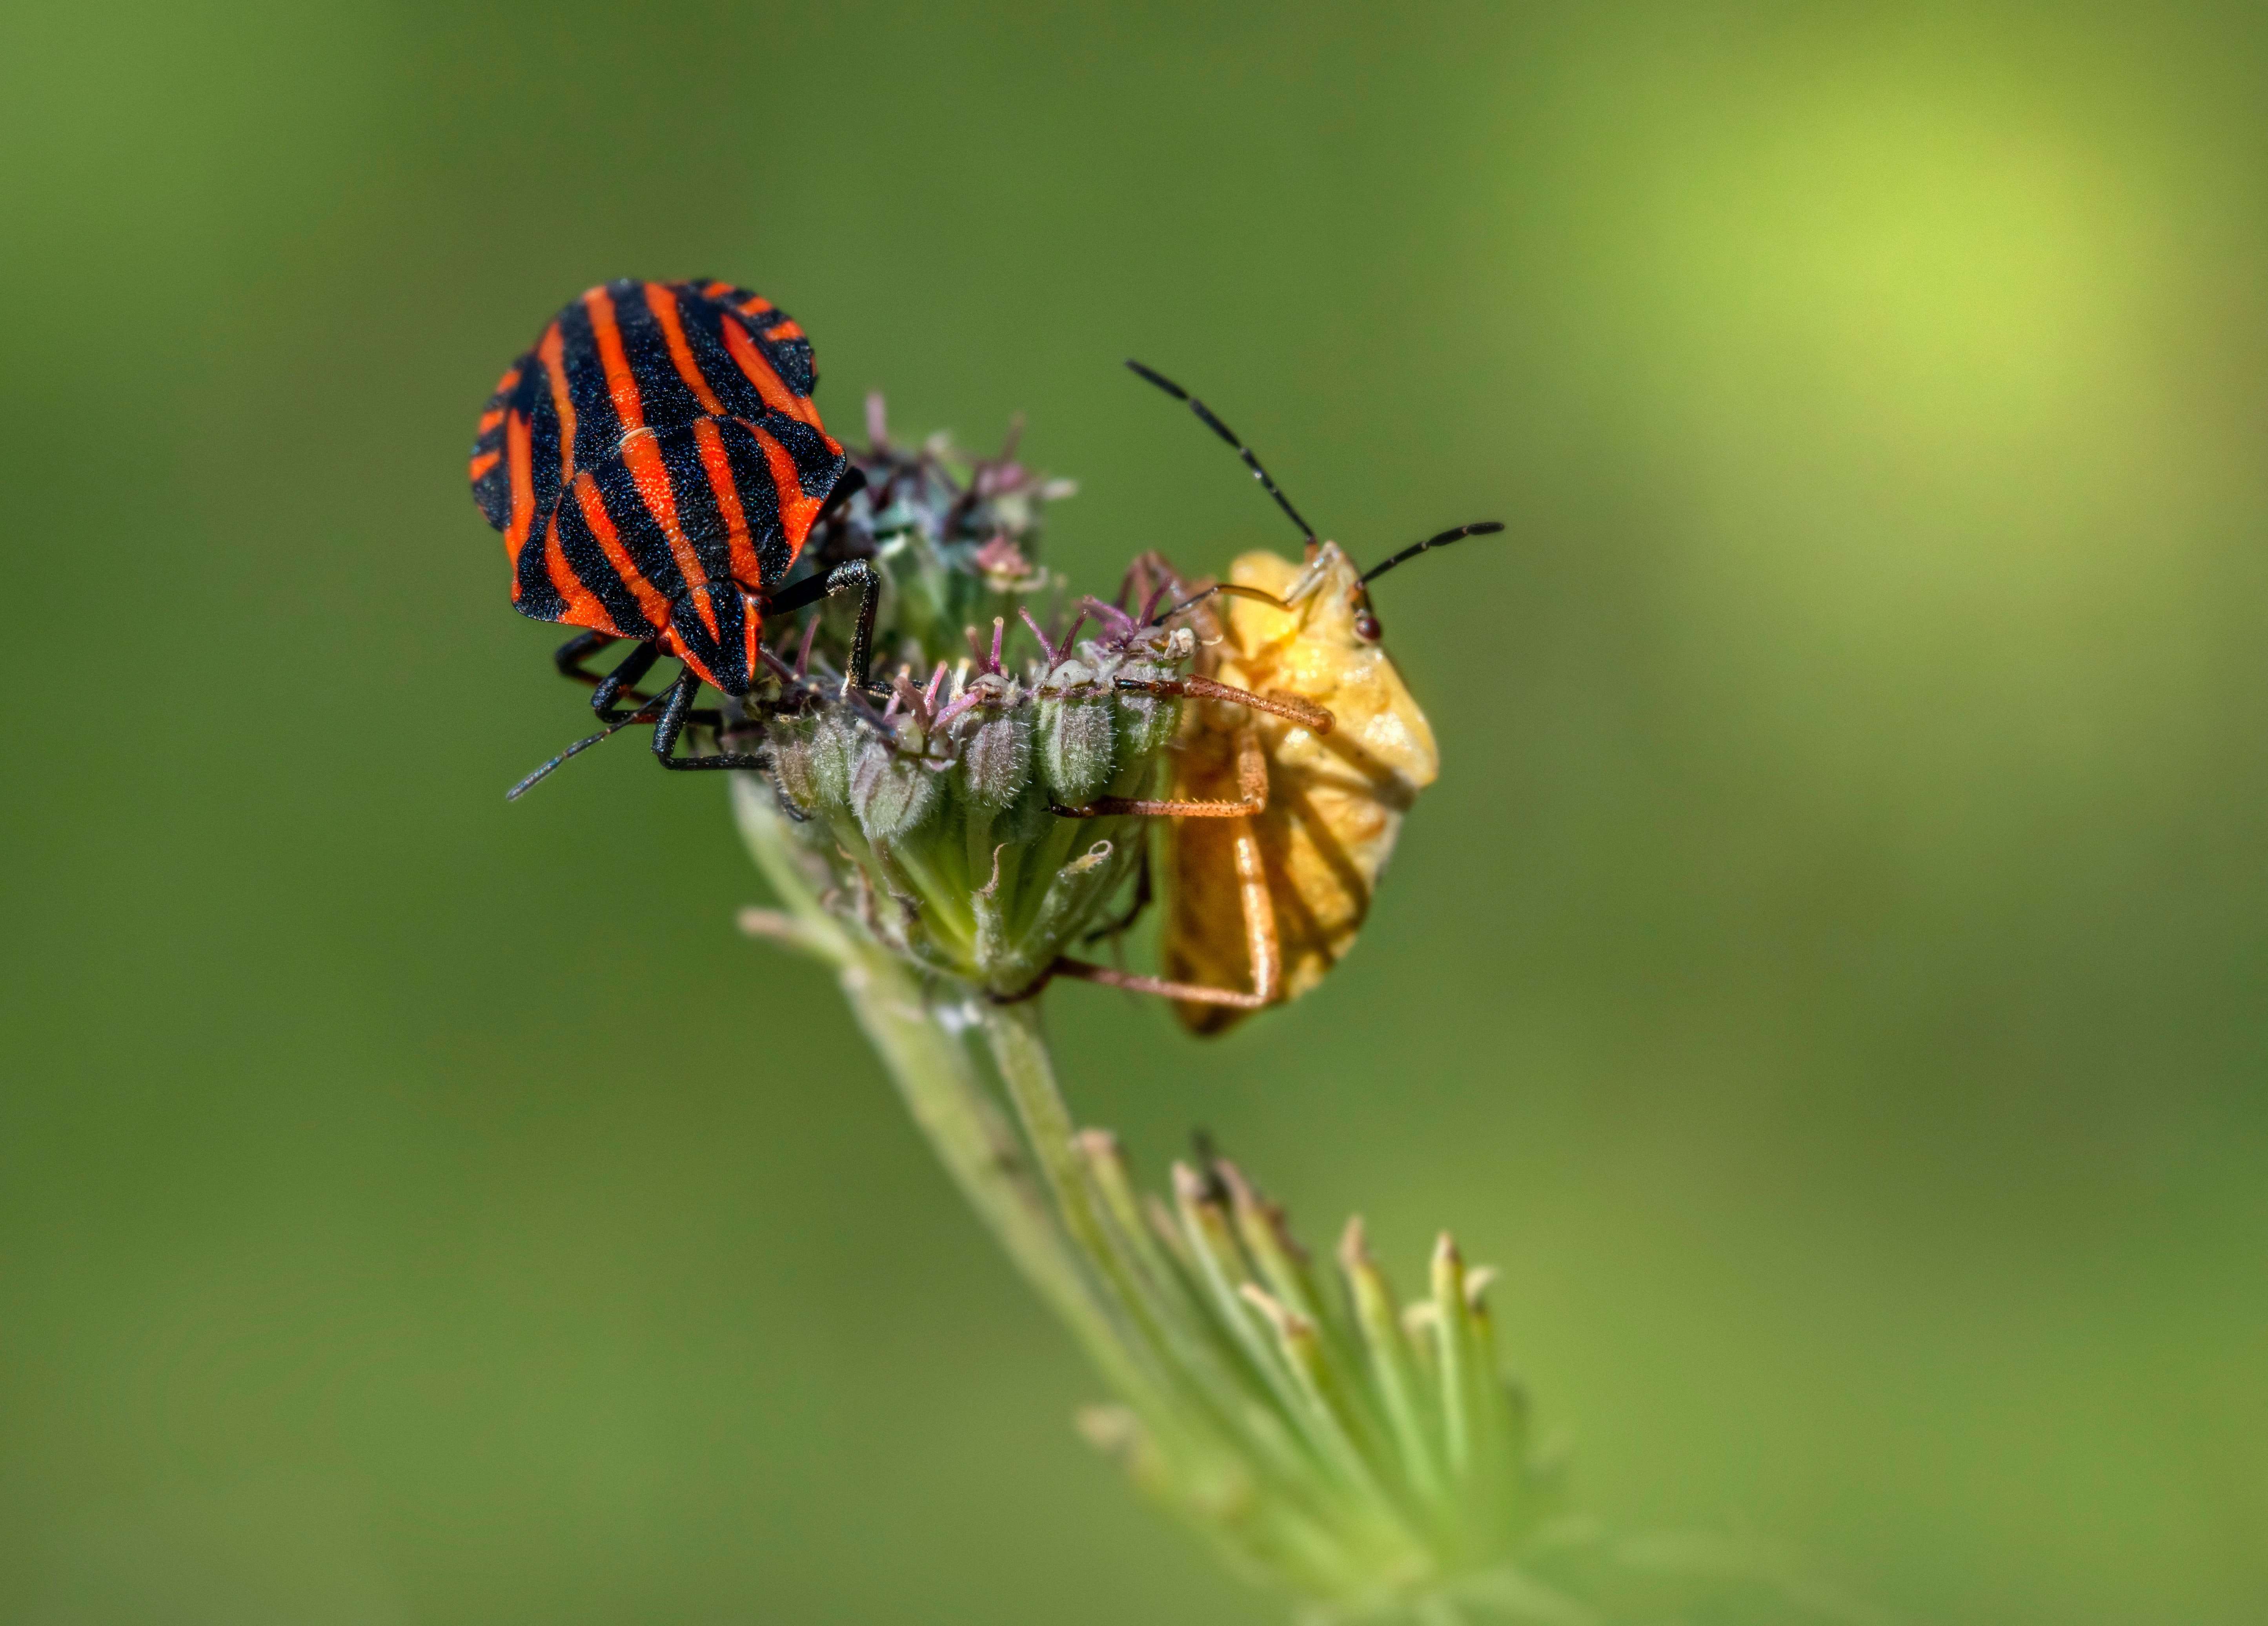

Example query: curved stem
[730,778,1149,1400]
[977,998,1121,1296]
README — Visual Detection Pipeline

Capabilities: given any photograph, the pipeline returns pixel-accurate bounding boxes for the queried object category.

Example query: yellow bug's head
[1212,523,1511,652]
[1342,521,1509,645]
[1217,542,1370,650]
[1206,542,1440,801]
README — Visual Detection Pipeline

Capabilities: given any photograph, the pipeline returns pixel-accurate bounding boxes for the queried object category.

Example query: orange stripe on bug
[470,280,870,788]
[690,417,761,585]
[642,282,726,415]
[581,284,646,432]
[572,472,673,631]
[503,410,535,561]
[617,426,710,609]
[539,322,576,491]
[750,424,823,559]
[650,620,729,697]
[720,319,820,428]
[542,514,618,634]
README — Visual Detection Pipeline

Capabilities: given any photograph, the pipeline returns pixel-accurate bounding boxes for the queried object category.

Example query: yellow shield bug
[1049,364,1502,1031]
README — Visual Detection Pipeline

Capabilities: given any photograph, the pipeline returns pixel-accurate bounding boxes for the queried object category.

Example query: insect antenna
[1125,360,1317,545]
[504,701,667,801]
[1359,521,1505,584]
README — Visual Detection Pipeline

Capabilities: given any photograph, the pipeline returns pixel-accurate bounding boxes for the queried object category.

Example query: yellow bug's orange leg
[1039,732,1283,1012]
[1054,791,1260,818]
[1230,806,1281,1005]
[1052,685,1327,820]
[1113,675,1333,734]
[1044,960,1270,1009]
[1059,725,1271,819]
[1045,818,1280,1009]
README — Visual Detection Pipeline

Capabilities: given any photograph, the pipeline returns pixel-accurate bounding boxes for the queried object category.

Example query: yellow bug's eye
[1344,582,1384,643]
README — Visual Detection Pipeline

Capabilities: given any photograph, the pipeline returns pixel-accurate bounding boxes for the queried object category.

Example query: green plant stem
[977,999,1108,1264]
[730,778,1148,1399]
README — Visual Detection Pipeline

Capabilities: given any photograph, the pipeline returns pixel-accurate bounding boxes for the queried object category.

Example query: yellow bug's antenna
[1359,521,1505,585]
[1125,360,1318,547]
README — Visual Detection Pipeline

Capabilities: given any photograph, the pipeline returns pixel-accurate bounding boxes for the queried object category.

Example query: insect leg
[1049,816,1278,1011]
[589,641,661,719]
[1045,960,1271,1009]
[1044,736,1283,1014]
[553,630,617,684]
[763,559,884,697]
[649,665,769,773]
[1145,578,1301,630]
[1230,811,1282,1005]
[1114,674,1332,733]
[551,632,720,726]
[1054,714,1278,819]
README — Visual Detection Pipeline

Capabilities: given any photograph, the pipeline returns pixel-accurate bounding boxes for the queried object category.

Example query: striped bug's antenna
[505,705,663,801]
[1125,361,1318,549]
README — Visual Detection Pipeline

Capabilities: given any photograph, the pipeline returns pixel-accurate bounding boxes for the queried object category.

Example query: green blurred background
[2,2,2262,1620]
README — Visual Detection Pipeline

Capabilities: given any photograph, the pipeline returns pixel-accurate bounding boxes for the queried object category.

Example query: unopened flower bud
[1037,659,1115,805]
[767,710,857,817]
[955,675,1033,811]
[1112,654,1182,769]
[850,738,940,845]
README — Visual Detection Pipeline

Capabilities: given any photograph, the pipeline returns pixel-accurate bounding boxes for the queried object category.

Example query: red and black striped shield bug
[468,279,879,796]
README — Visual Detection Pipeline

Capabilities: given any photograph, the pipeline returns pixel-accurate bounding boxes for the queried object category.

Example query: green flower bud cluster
[727,401,1850,1626]
[759,614,1191,996]
[796,393,1077,676]
[1065,1135,1565,1618]
[741,402,1188,997]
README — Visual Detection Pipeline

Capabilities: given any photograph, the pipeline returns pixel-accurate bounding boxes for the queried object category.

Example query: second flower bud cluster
[760,604,1194,997]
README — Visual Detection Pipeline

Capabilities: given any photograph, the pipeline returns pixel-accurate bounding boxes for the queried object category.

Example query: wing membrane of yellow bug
[1162,544,1439,1033]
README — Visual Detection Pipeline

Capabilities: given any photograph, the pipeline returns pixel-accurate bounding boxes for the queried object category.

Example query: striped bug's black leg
[650,665,769,773]
[765,560,885,697]
[589,641,662,721]
[832,560,882,696]
[553,630,618,685]
[554,632,719,727]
